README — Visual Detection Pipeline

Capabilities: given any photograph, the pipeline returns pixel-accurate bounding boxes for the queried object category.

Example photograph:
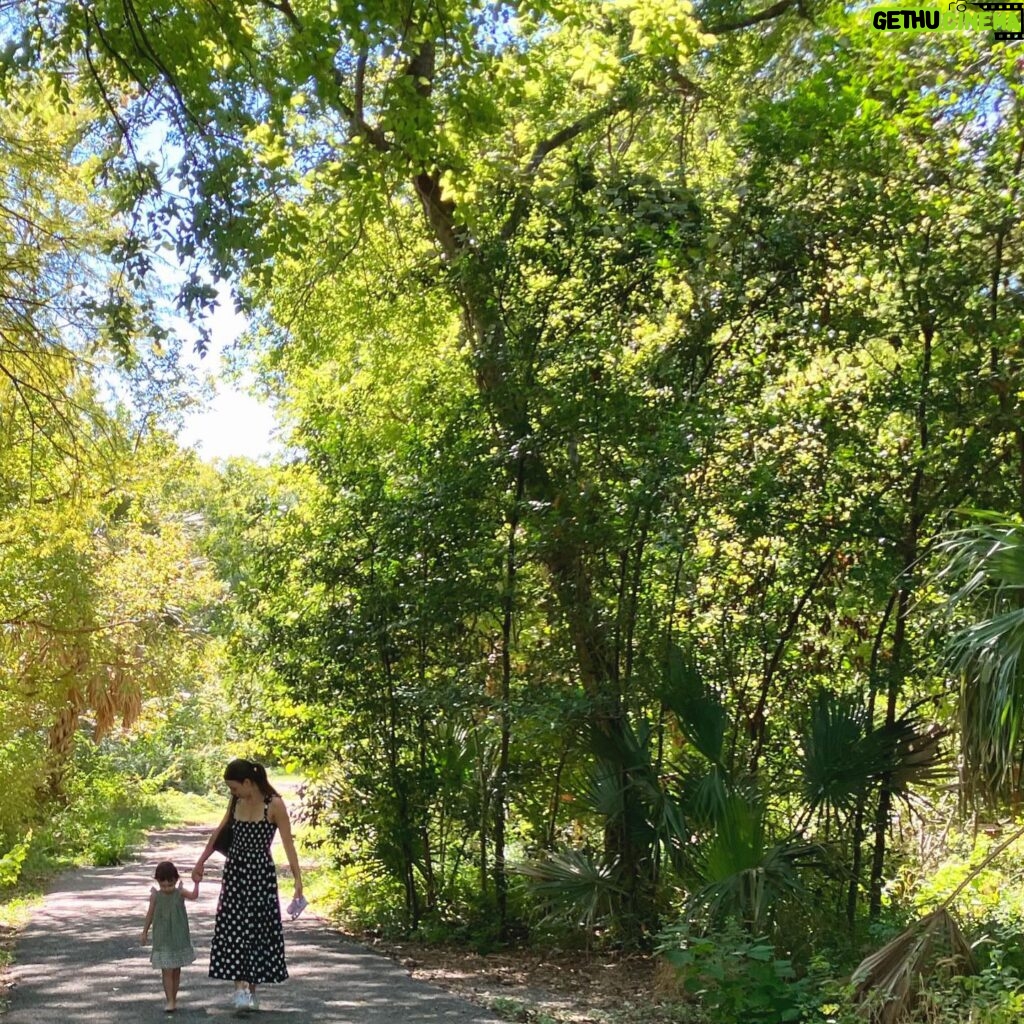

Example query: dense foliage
[0,76,227,861]
[2,0,1024,1020]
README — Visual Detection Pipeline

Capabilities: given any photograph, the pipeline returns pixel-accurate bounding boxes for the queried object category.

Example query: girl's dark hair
[224,758,280,799]
[154,861,179,883]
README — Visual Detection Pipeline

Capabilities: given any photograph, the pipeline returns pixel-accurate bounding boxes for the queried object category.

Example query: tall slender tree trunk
[494,458,525,937]
[479,752,490,898]
[868,314,932,919]
[371,544,420,928]
[868,587,909,920]
[848,592,898,926]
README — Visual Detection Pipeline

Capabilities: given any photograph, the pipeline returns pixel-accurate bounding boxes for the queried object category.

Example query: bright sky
[136,119,282,463]
[176,292,283,463]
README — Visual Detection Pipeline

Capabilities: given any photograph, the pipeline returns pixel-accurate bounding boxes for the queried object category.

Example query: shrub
[657,920,833,1024]
[0,832,32,888]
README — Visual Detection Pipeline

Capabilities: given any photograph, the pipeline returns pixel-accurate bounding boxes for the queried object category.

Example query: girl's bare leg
[161,968,177,1010]
[171,967,182,1003]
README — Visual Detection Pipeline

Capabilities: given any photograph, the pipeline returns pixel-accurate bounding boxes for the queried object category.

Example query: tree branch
[355,46,368,126]
[259,0,302,32]
[500,97,631,241]
[527,97,631,176]
[2,617,151,635]
[705,0,797,33]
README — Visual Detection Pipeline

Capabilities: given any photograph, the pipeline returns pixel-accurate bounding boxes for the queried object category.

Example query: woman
[192,759,303,1014]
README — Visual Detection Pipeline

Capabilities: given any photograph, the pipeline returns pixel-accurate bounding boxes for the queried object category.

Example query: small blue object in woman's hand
[286,896,308,920]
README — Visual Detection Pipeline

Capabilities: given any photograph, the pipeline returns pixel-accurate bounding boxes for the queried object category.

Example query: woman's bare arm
[270,796,303,899]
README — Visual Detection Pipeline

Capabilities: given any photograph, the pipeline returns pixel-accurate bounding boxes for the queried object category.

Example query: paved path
[2,827,501,1023]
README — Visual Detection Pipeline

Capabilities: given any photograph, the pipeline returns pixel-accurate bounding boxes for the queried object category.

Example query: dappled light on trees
[2,5,1024,1020]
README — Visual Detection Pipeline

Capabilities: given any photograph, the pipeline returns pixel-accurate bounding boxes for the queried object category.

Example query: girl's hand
[191,863,204,883]
[140,931,149,945]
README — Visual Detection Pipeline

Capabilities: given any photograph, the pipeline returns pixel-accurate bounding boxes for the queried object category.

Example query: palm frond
[584,719,690,853]
[801,689,884,819]
[685,792,822,931]
[934,513,1024,601]
[581,762,628,822]
[514,849,625,929]
[801,692,950,823]
[851,908,975,1024]
[853,822,1024,1022]
[660,643,726,766]
[932,513,1024,805]
[683,764,732,830]
[885,717,950,797]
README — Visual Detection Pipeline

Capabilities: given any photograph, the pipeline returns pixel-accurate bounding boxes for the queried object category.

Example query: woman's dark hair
[154,861,180,883]
[224,758,280,798]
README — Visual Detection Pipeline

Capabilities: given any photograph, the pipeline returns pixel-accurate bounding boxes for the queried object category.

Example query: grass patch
[152,789,227,828]
[0,892,35,1009]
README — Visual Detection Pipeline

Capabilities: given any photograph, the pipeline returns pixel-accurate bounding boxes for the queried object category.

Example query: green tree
[0,76,222,832]
[15,0,1024,948]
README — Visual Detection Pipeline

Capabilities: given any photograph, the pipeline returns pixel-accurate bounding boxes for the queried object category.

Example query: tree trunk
[414,172,656,938]
[494,458,524,937]
[372,544,420,929]
[848,592,898,927]
[869,314,931,919]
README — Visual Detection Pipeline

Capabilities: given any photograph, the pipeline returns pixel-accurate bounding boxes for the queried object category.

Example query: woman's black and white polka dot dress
[209,796,288,984]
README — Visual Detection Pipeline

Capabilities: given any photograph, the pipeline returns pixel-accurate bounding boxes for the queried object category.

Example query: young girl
[141,861,200,1013]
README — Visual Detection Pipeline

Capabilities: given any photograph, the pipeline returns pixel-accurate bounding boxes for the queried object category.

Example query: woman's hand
[192,862,205,884]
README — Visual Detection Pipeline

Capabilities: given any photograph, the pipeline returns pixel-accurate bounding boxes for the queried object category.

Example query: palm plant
[661,646,824,930]
[851,823,1024,1023]
[801,689,949,828]
[841,513,1024,1019]
[519,648,845,938]
[852,908,975,1024]
[932,511,1024,806]
[684,791,821,933]
[514,848,625,932]
[800,687,949,925]
[658,642,727,769]
[801,689,888,829]
[516,717,682,938]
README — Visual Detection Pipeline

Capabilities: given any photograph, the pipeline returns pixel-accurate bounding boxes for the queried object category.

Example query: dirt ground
[367,939,684,1024]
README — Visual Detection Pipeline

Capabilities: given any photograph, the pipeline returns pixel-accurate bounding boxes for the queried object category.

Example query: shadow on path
[2,827,501,1024]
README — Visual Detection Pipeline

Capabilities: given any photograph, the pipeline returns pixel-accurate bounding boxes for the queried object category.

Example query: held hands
[191,863,205,884]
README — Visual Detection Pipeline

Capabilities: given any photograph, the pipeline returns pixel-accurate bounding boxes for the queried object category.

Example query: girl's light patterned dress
[149,885,196,968]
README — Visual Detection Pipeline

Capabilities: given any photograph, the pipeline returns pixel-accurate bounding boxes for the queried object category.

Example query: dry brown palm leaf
[851,908,975,1024]
[851,823,1024,1023]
